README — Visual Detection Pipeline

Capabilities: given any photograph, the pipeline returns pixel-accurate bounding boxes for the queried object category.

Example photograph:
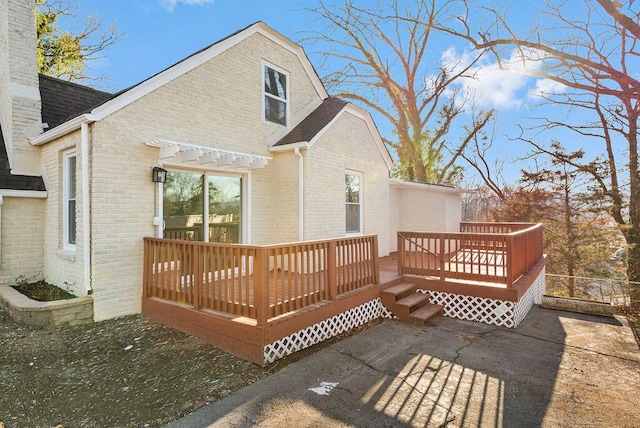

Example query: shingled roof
[39,74,113,129]
[273,97,348,146]
[0,75,112,192]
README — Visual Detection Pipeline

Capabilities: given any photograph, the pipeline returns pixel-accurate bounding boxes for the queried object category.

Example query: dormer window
[263,64,288,126]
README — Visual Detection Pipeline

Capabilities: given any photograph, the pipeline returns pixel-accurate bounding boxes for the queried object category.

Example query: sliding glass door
[208,174,241,243]
[163,171,242,243]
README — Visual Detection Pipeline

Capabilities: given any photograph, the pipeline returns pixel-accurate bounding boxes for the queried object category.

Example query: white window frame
[63,151,77,250]
[262,61,290,127]
[345,171,363,236]
[160,167,248,244]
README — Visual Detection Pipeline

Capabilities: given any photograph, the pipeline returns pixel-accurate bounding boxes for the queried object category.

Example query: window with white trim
[345,172,362,234]
[63,151,77,248]
[163,170,242,243]
[263,64,288,126]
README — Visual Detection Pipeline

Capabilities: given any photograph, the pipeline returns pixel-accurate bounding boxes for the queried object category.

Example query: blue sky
[60,0,602,185]
[72,0,304,91]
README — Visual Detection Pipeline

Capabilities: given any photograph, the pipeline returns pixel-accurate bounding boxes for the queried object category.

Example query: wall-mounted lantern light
[152,166,167,183]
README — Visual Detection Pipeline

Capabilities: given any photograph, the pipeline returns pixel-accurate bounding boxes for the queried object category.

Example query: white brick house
[0,1,464,321]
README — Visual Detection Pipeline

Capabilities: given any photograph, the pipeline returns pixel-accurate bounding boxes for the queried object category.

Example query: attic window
[263,64,288,126]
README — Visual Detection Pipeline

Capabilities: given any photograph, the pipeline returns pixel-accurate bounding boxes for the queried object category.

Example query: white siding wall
[40,130,85,298]
[388,185,401,253]
[304,112,390,256]
[272,151,300,243]
[0,197,44,284]
[38,31,395,320]
[84,33,323,320]
[388,184,463,252]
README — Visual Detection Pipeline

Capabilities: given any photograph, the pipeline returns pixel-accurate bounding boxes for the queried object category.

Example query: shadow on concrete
[167,306,639,427]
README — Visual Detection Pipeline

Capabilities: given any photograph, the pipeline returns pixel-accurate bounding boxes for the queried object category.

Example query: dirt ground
[1,304,637,428]
[0,307,368,428]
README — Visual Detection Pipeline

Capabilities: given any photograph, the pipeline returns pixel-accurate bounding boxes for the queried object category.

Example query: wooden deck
[142,223,545,365]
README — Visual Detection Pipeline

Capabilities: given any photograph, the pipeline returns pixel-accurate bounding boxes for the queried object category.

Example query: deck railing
[143,235,379,325]
[397,222,543,286]
[163,222,240,243]
[459,222,535,234]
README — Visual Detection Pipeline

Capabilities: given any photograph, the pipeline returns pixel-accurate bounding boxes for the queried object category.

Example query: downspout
[81,122,92,294]
[0,195,3,264]
[294,147,304,241]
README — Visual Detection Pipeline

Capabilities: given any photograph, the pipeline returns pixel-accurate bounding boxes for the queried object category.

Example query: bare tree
[302,0,494,185]
[459,119,508,200]
[444,0,640,307]
[37,0,121,84]
[520,142,624,295]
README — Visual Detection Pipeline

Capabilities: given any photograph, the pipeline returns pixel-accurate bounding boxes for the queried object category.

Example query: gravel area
[0,306,349,427]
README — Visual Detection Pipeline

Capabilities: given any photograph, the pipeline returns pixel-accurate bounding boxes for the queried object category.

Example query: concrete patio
[166,306,640,427]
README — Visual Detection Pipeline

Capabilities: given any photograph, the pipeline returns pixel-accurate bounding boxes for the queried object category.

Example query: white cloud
[159,0,215,12]
[528,78,566,99]
[438,47,547,111]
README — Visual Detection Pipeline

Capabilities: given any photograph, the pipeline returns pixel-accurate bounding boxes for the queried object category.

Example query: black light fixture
[152,166,167,183]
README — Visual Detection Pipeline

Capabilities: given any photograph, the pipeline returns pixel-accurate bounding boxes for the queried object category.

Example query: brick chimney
[0,0,43,176]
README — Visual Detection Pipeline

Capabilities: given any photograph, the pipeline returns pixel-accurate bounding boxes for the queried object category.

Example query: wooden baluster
[193,243,201,311]
[439,234,446,281]
[328,240,337,300]
[255,247,269,326]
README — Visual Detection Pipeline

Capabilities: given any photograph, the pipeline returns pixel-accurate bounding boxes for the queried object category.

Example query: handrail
[397,232,443,261]
[460,222,536,232]
[143,235,380,325]
[397,223,543,286]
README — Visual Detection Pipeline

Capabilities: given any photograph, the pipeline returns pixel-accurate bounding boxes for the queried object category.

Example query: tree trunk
[626,229,640,309]
[626,107,640,309]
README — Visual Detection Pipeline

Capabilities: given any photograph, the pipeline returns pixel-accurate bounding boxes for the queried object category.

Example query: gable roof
[270,99,394,169]
[29,22,393,170]
[273,97,348,147]
[39,74,113,129]
[32,21,329,145]
[0,125,45,191]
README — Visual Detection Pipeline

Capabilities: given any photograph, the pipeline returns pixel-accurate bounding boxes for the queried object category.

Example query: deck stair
[380,282,443,325]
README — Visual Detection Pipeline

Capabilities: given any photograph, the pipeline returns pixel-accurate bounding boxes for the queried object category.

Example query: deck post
[372,235,380,284]
[506,234,514,287]
[328,240,337,300]
[525,231,535,272]
[143,239,150,299]
[397,233,404,275]
[255,248,269,326]
[193,243,201,311]
[439,234,446,281]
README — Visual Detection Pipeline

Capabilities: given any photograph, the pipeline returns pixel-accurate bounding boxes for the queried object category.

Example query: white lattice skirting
[263,268,545,364]
[418,266,546,328]
[263,299,394,365]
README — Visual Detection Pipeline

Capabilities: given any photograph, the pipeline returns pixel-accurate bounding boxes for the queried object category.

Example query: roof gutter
[268,142,310,153]
[388,178,472,194]
[81,122,93,294]
[29,114,96,146]
[294,147,304,241]
[0,189,47,198]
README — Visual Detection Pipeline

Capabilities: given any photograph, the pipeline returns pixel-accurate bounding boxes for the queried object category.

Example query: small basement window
[263,64,288,126]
